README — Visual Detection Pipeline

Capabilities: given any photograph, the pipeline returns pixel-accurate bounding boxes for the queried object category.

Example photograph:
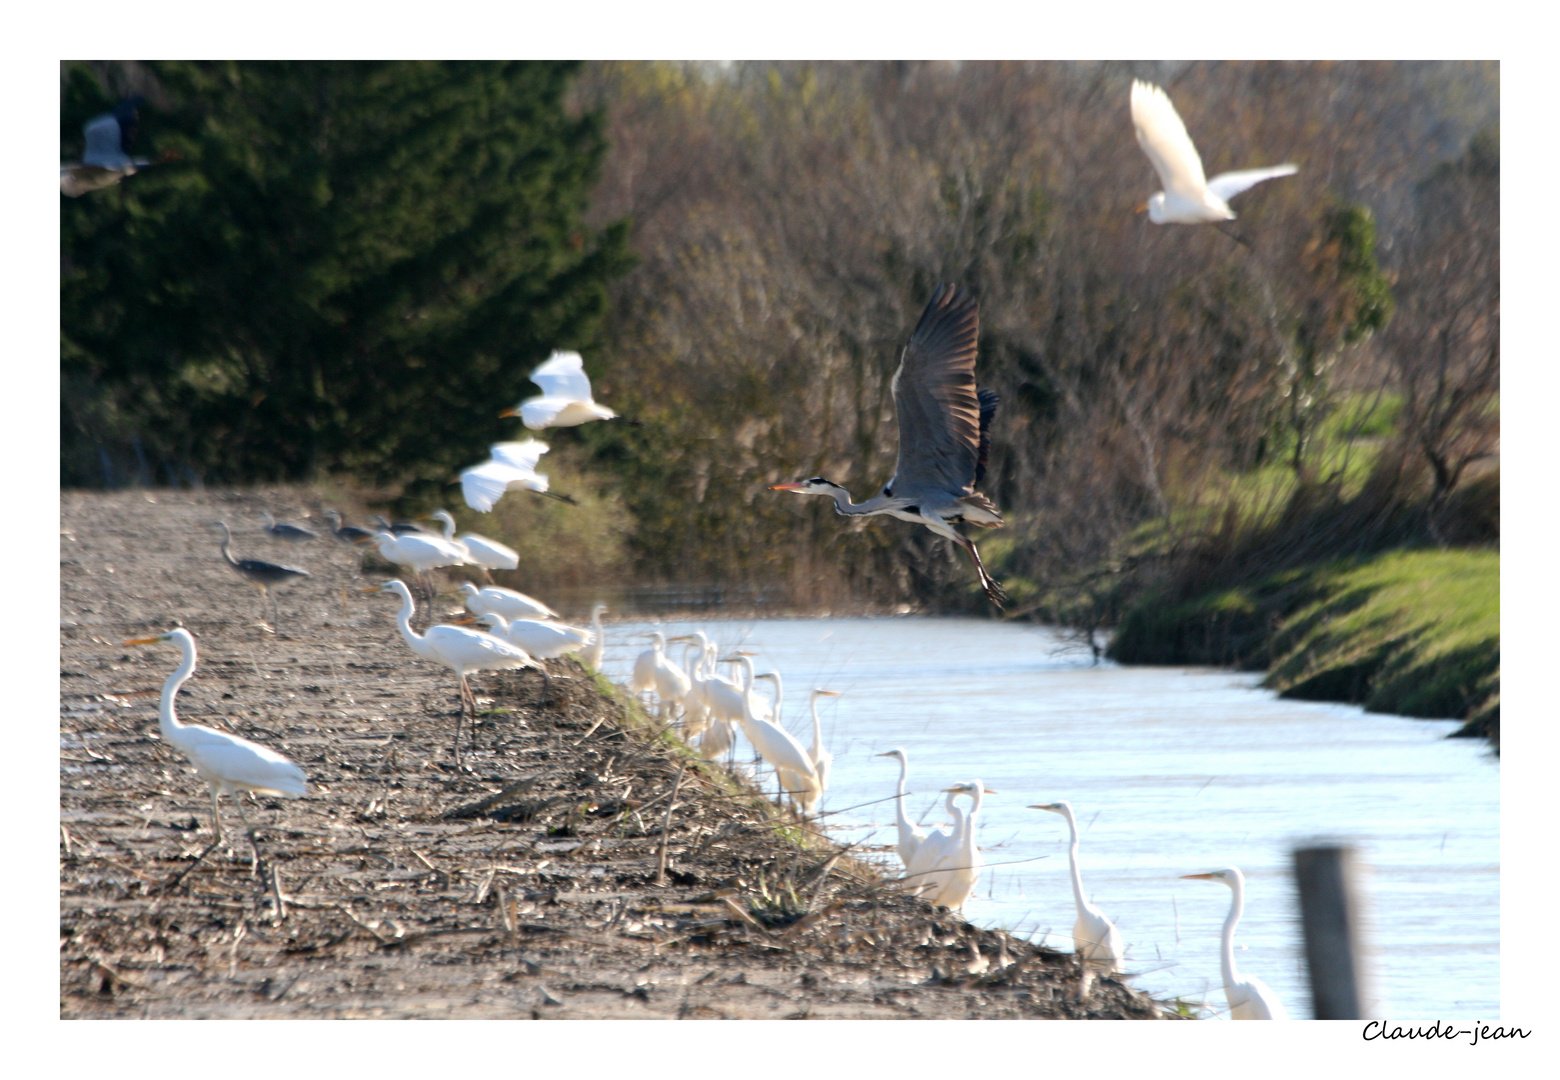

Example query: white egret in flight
[1181,866,1289,1020]
[1030,801,1126,988]
[460,439,574,513]
[122,629,306,865]
[504,350,622,430]
[1130,79,1298,225]
[771,285,1006,607]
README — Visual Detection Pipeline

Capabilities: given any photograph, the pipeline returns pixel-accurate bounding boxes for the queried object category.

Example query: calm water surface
[598,615,1498,1020]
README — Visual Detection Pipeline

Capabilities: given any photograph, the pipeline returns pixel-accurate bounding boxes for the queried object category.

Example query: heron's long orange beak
[499,406,520,418]
[122,636,161,646]
[769,483,803,491]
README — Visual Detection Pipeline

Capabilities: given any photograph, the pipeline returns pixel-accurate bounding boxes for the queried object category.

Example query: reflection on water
[597,615,1498,1020]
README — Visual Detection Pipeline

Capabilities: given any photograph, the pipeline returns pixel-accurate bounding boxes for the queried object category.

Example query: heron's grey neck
[823,485,902,517]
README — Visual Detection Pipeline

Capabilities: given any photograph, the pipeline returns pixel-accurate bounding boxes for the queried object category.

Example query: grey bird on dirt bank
[770,284,1006,607]
[60,97,165,197]
[261,511,319,544]
[206,521,310,628]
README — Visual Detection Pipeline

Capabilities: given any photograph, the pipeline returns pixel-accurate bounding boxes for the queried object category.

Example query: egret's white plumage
[724,658,819,806]
[505,350,618,430]
[373,579,535,757]
[630,632,690,719]
[122,629,306,842]
[1030,801,1125,983]
[473,612,592,660]
[1182,867,1289,1020]
[372,529,470,578]
[802,689,840,813]
[459,582,558,622]
[583,603,608,670]
[430,510,519,570]
[1131,79,1298,225]
[460,439,553,513]
[876,748,928,870]
[904,781,991,909]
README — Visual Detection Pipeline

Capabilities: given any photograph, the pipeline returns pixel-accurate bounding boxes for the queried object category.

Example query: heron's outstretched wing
[889,284,981,499]
[974,388,999,489]
[528,350,594,402]
[1131,80,1207,201]
[1206,164,1299,203]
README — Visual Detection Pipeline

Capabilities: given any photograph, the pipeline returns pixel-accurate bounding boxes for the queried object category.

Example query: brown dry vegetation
[60,488,1163,1019]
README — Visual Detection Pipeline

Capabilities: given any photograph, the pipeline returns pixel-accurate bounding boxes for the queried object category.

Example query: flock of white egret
[97,75,1299,1018]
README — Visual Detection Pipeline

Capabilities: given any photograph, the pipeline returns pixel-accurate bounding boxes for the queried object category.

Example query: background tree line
[62,61,1497,616]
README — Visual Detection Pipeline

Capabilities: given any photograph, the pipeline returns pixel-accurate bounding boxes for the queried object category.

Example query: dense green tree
[62,61,631,489]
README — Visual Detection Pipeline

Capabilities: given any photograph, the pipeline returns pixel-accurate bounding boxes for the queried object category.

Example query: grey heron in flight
[771,284,1006,607]
[60,97,165,197]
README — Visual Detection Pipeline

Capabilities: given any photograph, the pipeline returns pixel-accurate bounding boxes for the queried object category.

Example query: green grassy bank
[1109,548,1499,745]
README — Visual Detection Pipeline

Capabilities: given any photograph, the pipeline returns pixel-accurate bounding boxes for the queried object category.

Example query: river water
[596,615,1499,1021]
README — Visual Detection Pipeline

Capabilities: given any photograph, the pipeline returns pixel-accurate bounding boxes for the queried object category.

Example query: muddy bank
[60,488,1165,1019]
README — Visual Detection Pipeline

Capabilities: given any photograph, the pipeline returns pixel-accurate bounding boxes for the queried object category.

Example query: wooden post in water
[1293,843,1371,1019]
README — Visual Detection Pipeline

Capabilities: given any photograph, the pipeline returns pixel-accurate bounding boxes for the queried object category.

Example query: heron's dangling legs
[958,535,1007,609]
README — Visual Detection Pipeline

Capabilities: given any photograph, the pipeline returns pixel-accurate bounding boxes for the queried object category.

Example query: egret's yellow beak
[122,636,162,646]
[1181,873,1215,881]
[1134,201,1148,215]
[499,406,520,418]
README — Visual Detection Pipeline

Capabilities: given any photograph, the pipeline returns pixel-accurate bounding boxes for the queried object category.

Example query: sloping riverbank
[59,487,1165,1019]
[1110,548,1499,746]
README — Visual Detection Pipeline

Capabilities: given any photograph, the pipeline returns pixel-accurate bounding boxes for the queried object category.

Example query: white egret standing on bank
[583,604,608,670]
[430,509,518,571]
[1130,79,1298,226]
[802,689,840,813]
[1030,801,1126,991]
[904,781,993,909]
[370,579,536,761]
[122,629,306,868]
[723,656,818,808]
[1181,867,1289,1020]
[459,582,558,622]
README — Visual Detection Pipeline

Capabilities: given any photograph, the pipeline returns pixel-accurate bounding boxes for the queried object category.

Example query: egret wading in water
[369,579,536,762]
[504,350,632,429]
[722,656,819,809]
[206,521,309,629]
[1130,79,1297,227]
[122,629,307,871]
[904,781,993,909]
[771,284,1006,607]
[875,748,927,870]
[1030,801,1126,993]
[1181,867,1289,1020]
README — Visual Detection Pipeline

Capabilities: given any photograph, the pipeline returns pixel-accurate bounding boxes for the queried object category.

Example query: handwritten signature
[1363,1021,1530,1046]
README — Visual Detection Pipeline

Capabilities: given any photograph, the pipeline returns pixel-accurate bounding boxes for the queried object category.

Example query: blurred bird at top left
[61,97,165,197]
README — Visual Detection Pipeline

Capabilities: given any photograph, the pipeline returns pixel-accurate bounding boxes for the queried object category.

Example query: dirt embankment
[60,488,1164,1019]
